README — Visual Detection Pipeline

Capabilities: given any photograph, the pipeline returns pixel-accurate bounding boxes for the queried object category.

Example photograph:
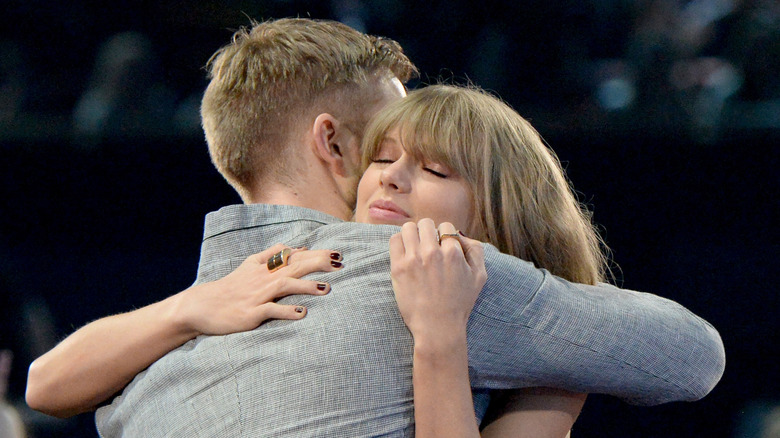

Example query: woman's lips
[368,199,410,222]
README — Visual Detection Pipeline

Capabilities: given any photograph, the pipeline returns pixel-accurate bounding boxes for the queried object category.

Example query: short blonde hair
[201,18,416,200]
[362,85,609,284]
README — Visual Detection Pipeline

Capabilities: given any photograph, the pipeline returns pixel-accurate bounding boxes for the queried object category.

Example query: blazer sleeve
[465,244,725,406]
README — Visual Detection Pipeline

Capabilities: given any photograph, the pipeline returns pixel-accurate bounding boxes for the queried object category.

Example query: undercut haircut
[202,18,417,200]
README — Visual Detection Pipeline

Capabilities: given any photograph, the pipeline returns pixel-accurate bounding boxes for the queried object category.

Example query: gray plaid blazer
[96,204,724,437]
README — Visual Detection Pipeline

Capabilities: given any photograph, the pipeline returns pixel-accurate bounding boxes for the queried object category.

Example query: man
[27,18,724,436]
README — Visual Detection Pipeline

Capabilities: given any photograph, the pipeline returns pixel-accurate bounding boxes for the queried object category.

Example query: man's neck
[244,137,356,221]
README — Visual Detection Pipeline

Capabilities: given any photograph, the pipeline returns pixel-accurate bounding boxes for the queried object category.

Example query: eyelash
[424,167,447,178]
[373,158,448,178]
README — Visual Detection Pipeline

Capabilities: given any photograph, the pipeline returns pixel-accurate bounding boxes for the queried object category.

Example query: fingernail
[331,261,343,268]
[317,283,328,291]
[295,306,305,313]
[458,230,467,237]
[295,246,307,250]
[330,252,342,261]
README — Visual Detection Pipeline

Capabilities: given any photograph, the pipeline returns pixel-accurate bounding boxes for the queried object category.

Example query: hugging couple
[27,18,724,438]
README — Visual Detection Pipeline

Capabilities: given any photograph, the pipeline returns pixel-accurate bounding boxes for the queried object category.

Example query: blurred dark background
[1,1,777,437]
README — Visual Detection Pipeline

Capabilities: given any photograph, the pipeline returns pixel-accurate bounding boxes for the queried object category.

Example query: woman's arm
[480,388,587,438]
[26,244,340,418]
[392,220,584,438]
[390,220,485,438]
[411,321,480,437]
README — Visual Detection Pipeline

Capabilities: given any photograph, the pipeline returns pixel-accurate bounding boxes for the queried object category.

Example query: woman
[353,84,603,436]
[28,84,601,436]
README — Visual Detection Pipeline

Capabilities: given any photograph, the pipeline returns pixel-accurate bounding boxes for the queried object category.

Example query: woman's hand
[26,244,342,418]
[173,244,343,337]
[389,219,486,343]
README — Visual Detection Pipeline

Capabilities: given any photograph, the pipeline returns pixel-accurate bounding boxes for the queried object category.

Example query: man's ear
[312,113,349,176]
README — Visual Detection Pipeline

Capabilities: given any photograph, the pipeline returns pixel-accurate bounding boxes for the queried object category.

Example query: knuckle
[438,221,455,231]
[442,248,461,263]
[418,218,434,227]
[279,277,295,289]
[269,276,290,291]
[257,302,275,314]
[269,243,286,253]
[390,263,402,276]
[285,262,306,278]
[403,253,422,269]
[419,250,440,267]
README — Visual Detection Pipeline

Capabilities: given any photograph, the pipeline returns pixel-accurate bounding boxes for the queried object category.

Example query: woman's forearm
[480,388,587,438]
[25,292,196,418]
[412,329,481,438]
[413,331,586,438]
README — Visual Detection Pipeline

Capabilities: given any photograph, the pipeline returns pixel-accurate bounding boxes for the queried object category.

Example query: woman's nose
[380,161,410,193]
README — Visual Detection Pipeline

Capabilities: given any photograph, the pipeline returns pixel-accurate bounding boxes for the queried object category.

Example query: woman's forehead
[379,125,429,157]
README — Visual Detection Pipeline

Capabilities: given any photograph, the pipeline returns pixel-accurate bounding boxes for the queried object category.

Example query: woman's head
[355,84,608,284]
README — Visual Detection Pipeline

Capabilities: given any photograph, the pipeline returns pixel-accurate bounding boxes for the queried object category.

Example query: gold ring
[437,232,460,244]
[267,248,292,272]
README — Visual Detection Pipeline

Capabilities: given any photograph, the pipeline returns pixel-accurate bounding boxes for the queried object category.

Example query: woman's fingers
[400,221,421,254]
[262,277,331,301]
[417,218,440,251]
[436,221,464,252]
[389,232,405,263]
[255,302,309,322]
[461,239,485,273]
[245,247,341,303]
[446,227,485,273]
[275,249,343,278]
[244,243,293,270]
[240,245,342,279]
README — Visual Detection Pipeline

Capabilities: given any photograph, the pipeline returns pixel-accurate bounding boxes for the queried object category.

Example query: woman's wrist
[411,328,469,361]
[158,287,206,342]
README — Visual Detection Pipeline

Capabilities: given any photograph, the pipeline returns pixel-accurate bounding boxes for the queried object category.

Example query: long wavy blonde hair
[362,84,609,284]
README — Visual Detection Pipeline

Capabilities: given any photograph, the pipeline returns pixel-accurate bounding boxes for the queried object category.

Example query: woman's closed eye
[423,166,448,178]
[422,161,451,178]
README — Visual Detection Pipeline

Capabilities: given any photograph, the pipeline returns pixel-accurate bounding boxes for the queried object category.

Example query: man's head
[201,18,416,205]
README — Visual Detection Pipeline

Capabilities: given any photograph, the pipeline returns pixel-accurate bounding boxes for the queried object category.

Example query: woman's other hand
[389,218,487,345]
[172,244,343,337]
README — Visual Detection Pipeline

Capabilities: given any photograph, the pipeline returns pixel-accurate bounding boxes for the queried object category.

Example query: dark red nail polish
[317,283,328,291]
[330,252,342,261]
[331,261,343,268]
[295,306,305,313]
[459,230,467,237]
